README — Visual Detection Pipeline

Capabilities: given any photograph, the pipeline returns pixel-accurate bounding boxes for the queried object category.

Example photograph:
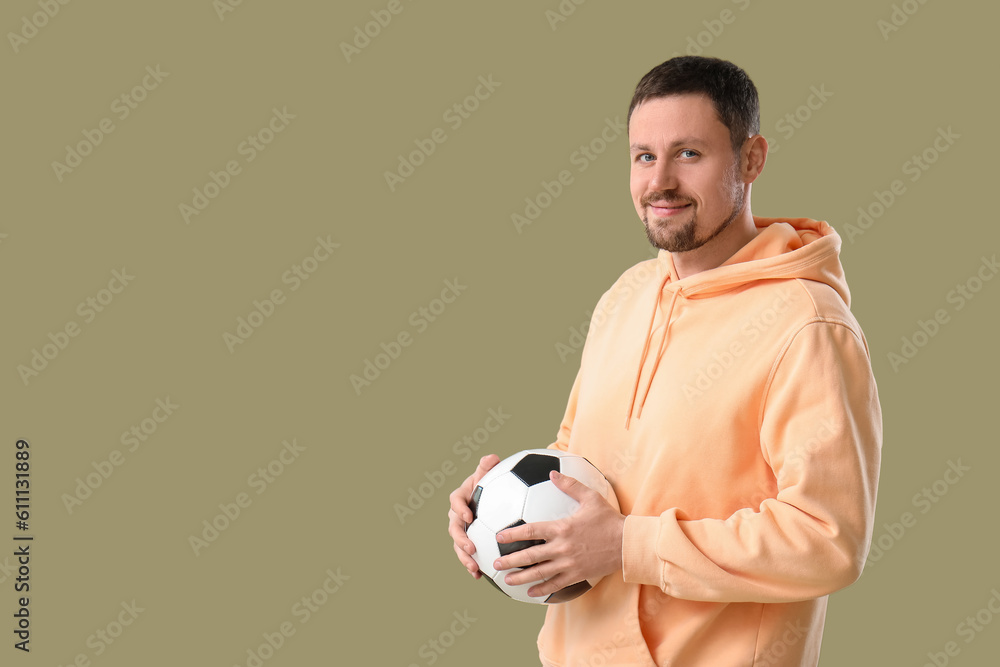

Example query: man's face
[629,94,747,253]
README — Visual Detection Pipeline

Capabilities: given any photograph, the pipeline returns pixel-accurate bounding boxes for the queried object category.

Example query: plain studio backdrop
[0,0,996,665]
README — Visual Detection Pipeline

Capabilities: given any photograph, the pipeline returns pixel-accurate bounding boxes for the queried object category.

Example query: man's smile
[649,202,692,217]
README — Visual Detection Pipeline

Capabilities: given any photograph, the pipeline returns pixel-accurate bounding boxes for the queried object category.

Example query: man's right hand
[448,454,501,578]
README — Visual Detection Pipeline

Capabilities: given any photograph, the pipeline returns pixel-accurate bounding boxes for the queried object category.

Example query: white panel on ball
[522,481,580,524]
[467,520,502,579]
[474,472,529,533]
[493,567,548,604]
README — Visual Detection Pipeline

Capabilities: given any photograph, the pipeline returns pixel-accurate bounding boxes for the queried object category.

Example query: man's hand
[448,454,501,578]
[493,470,625,599]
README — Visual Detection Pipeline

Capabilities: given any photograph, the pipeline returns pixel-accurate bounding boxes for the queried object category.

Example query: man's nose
[646,160,677,192]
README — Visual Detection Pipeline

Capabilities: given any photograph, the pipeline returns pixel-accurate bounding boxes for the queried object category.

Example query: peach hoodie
[539,217,882,666]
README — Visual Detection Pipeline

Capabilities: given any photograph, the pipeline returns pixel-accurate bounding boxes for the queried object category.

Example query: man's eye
[638,153,654,162]
[680,149,698,158]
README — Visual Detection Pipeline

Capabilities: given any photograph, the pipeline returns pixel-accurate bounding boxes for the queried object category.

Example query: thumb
[472,453,501,485]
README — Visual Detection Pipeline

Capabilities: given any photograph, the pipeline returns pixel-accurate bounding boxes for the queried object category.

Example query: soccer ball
[466,449,620,605]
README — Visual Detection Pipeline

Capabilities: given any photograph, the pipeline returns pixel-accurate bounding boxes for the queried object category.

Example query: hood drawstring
[625,278,681,429]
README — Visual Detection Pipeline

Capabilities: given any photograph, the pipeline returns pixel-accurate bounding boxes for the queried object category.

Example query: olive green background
[1,0,996,665]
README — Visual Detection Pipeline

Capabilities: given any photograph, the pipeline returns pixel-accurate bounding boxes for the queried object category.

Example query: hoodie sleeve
[622,318,882,603]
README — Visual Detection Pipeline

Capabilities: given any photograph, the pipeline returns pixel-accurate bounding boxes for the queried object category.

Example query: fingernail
[494,560,502,570]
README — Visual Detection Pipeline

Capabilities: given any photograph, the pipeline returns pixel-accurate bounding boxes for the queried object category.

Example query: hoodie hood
[625,216,848,428]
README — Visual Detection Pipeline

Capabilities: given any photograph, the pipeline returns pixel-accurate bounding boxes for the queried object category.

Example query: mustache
[641,192,693,207]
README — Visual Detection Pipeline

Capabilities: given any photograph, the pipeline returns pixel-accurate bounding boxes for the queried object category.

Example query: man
[448,56,882,666]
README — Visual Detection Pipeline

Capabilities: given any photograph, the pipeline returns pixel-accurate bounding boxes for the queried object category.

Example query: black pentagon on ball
[510,454,561,487]
[469,485,483,521]
[482,573,506,595]
[497,519,544,558]
[545,580,592,604]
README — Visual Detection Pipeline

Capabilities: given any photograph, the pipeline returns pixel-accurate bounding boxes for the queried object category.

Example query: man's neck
[671,212,759,281]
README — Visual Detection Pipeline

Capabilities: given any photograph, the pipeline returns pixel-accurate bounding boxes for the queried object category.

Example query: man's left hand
[492,470,625,599]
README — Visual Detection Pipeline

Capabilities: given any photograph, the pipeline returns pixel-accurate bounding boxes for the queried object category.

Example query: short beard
[642,163,746,253]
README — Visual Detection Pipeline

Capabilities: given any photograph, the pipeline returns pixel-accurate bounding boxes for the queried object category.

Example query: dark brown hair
[628,56,760,157]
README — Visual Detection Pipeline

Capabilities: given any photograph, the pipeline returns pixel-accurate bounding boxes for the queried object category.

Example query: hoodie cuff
[622,514,664,587]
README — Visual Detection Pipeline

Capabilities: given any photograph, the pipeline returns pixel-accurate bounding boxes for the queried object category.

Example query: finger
[449,485,476,524]
[494,542,548,572]
[450,454,500,524]
[496,519,549,546]
[527,575,578,599]
[471,454,501,485]
[453,542,481,578]
[502,560,555,587]
[527,582,550,598]
[549,470,596,501]
[447,517,476,555]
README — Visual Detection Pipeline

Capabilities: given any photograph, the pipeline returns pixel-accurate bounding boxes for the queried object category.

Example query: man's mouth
[648,202,691,216]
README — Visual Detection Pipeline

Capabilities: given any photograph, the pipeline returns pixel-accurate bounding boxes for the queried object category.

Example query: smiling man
[448,56,882,666]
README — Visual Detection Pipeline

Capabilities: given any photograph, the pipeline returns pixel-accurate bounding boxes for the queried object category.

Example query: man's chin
[643,220,696,253]
[645,230,686,253]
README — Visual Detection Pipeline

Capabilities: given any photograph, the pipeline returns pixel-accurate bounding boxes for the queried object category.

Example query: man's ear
[741,134,768,184]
